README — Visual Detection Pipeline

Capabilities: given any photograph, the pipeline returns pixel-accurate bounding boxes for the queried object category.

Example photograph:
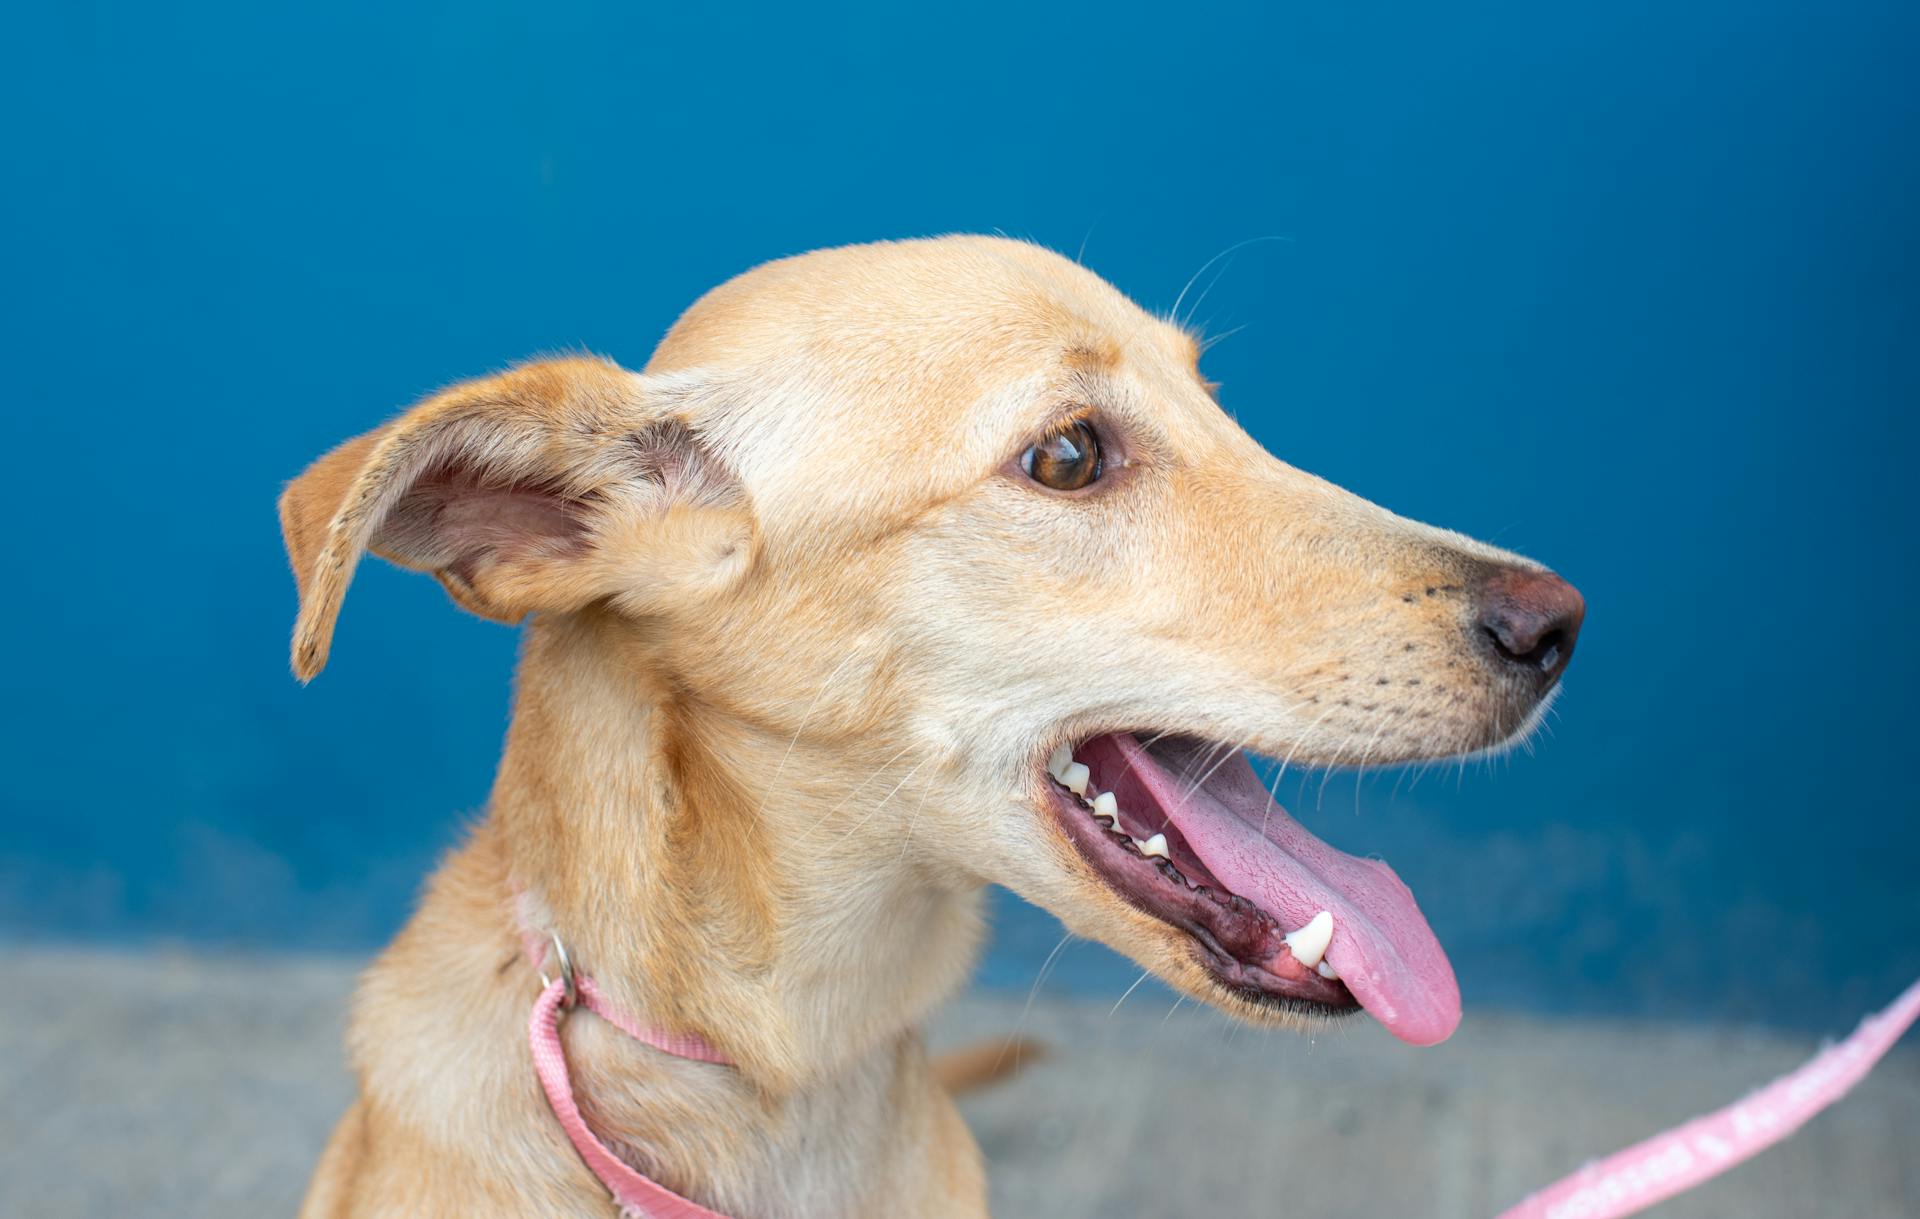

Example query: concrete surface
[2,944,1914,1218]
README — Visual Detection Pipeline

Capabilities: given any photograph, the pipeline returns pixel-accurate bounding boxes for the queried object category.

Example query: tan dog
[281,236,1583,1218]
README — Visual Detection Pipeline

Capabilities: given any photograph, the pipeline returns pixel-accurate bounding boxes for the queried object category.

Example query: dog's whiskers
[794,739,920,841]
[753,647,867,825]
[1108,968,1153,1018]
[1176,735,1256,807]
[896,781,935,862]
[1263,697,1350,835]
[999,932,1075,1073]
[1198,323,1249,353]
[1168,235,1289,332]
[826,755,934,847]
[1160,993,1188,1027]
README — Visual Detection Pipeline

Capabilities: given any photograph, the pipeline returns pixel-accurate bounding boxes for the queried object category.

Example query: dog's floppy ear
[278,356,753,681]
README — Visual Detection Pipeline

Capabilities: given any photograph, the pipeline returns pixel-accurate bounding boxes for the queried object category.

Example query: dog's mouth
[1043,732,1461,1046]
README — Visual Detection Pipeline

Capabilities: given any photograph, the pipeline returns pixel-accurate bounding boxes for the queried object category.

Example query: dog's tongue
[1101,733,1461,1046]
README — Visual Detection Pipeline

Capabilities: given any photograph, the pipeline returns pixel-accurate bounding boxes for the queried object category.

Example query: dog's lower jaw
[313,616,992,1218]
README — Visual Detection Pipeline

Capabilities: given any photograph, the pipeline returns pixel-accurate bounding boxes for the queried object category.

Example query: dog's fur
[283,236,1553,1217]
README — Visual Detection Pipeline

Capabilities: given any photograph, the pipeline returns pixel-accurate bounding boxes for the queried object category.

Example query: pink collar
[523,930,737,1219]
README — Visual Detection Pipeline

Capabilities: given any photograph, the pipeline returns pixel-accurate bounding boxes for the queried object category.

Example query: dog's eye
[1020,421,1102,491]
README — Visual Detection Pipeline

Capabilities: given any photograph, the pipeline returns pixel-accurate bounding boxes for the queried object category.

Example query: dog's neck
[490,610,985,1094]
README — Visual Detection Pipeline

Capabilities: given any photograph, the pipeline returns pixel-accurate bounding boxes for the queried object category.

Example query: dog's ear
[278,356,753,681]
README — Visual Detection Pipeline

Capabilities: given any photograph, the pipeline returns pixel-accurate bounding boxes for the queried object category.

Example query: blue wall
[4,1,1915,1029]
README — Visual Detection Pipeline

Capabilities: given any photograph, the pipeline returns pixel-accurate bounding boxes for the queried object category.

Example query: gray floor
[2,945,1914,1218]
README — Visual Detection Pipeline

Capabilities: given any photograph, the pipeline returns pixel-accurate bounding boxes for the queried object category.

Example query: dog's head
[283,236,1581,1047]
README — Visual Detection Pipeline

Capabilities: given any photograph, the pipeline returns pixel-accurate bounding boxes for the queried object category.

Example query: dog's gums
[1042,732,1461,1047]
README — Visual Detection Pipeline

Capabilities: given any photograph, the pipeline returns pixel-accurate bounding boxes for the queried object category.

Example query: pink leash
[1493,975,1920,1219]
[524,931,738,1219]
[520,917,1919,1219]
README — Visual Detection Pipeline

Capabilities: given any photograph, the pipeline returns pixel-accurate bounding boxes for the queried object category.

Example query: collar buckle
[538,932,578,1009]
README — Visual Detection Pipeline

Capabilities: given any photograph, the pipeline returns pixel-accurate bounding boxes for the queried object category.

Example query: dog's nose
[1475,568,1585,684]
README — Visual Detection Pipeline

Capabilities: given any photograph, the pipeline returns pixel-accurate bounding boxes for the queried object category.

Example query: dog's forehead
[650,237,1213,523]
[654,235,1183,364]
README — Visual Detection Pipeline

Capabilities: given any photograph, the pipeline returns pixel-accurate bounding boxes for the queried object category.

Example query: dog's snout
[1474,568,1585,684]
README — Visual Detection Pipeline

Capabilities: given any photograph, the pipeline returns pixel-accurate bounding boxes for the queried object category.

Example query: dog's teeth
[1061,762,1091,797]
[1091,792,1119,823]
[1284,911,1334,970]
[1138,833,1170,860]
[1316,960,1340,981]
[1047,744,1073,782]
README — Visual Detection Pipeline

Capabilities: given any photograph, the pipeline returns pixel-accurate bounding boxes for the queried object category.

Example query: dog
[280,235,1583,1217]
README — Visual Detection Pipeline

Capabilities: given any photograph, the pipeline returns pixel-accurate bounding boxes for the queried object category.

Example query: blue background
[3,1,1915,1030]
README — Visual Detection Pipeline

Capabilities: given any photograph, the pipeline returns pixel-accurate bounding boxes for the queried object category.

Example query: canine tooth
[1091,792,1119,823]
[1284,911,1334,970]
[1061,761,1091,796]
[1047,744,1073,781]
[1138,832,1170,860]
[1316,960,1340,980]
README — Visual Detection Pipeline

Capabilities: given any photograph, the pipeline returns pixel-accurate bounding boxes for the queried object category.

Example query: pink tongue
[1107,733,1461,1046]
